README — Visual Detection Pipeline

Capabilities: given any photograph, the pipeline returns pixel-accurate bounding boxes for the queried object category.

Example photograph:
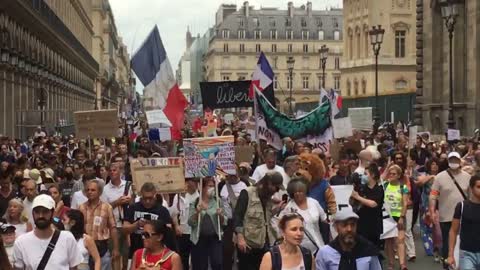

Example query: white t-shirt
[251,164,289,186]
[220,182,248,201]
[274,198,327,253]
[169,192,199,235]
[13,230,83,270]
[103,180,132,227]
[23,198,33,224]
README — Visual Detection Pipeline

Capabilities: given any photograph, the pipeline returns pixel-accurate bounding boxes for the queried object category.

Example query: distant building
[203,1,343,113]
[415,1,479,135]
[341,0,416,123]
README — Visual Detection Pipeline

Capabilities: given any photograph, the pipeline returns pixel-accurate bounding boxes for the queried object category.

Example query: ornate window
[395,79,408,90]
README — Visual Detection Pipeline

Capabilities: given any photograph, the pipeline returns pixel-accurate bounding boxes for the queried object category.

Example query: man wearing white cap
[13,194,82,270]
[315,209,382,270]
[429,151,470,268]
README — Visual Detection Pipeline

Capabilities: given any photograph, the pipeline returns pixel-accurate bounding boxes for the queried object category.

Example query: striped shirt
[79,200,116,241]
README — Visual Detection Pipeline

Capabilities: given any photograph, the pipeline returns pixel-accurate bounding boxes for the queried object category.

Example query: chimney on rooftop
[307,2,312,16]
[244,1,249,17]
[288,2,294,17]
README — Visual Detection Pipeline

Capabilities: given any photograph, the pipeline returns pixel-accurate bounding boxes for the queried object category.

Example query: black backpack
[270,245,312,270]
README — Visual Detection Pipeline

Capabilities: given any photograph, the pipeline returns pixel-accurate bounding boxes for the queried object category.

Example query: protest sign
[348,107,373,131]
[447,129,460,141]
[224,113,234,125]
[332,117,353,139]
[200,81,276,109]
[184,136,236,178]
[146,110,172,126]
[74,109,118,139]
[235,145,254,164]
[408,126,418,148]
[255,90,333,151]
[331,185,354,212]
[130,158,184,193]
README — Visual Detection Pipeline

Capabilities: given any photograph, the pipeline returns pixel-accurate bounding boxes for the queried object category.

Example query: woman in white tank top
[63,209,101,270]
[259,213,314,270]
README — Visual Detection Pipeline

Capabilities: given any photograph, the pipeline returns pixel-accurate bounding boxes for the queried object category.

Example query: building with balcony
[415,0,479,135]
[203,1,343,114]
[0,0,98,138]
[341,0,416,123]
[91,0,132,110]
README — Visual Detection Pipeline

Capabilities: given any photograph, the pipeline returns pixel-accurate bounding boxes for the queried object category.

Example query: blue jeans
[90,250,112,270]
[460,250,480,270]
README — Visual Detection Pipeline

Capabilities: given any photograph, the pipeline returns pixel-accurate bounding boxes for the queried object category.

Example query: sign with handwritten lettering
[200,81,275,109]
[184,136,235,178]
[130,158,184,193]
[74,109,118,139]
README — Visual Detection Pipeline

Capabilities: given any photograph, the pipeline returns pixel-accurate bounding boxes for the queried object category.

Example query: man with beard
[315,209,382,270]
[12,194,82,269]
[234,171,284,269]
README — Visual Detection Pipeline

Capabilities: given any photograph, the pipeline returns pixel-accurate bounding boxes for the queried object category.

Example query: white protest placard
[348,107,373,131]
[146,110,172,126]
[158,128,172,141]
[408,126,418,148]
[332,117,353,139]
[224,113,234,125]
[74,109,118,139]
[330,185,354,212]
[447,129,460,141]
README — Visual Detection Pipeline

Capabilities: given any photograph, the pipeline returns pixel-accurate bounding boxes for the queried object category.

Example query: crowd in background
[0,119,479,270]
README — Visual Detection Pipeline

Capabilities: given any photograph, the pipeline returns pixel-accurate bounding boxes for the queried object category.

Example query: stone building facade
[0,0,98,138]
[204,1,343,113]
[341,0,416,123]
[91,0,132,110]
[415,0,479,135]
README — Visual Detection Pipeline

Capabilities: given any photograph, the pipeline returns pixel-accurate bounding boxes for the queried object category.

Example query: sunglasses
[141,232,158,239]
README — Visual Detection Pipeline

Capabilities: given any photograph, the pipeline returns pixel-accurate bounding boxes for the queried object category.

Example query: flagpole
[253,88,259,144]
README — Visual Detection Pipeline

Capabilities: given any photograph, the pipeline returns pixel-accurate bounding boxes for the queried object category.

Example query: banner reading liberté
[184,136,236,178]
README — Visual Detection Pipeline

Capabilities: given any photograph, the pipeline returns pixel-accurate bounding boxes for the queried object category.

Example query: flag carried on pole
[130,25,188,140]
[248,52,275,106]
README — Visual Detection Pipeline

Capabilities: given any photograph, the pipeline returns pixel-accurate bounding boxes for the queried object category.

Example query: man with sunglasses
[123,182,173,264]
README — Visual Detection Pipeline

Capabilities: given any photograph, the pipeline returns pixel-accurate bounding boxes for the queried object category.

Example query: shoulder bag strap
[446,170,468,200]
[37,230,61,270]
[300,246,313,270]
[226,184,238,208]
[270,245,282,270]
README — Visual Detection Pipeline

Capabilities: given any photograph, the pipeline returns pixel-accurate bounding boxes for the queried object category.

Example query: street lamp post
[369,25,385,134]
[319,45,329,89]
[287,56,295,117]
[440,0,460,129]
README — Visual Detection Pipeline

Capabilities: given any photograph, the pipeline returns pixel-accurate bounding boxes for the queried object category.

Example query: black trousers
[440,222,452,269]
[178,234,193,270]
[237,247,267,270]
[191,234,223,270]
[223,220,235,270]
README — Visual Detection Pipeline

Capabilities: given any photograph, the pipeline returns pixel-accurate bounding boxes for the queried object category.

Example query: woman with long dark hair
[131,220,182,270]
[62,209,101,270]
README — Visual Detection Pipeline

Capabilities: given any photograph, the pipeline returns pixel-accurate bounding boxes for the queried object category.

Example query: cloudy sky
[109,0,342,92]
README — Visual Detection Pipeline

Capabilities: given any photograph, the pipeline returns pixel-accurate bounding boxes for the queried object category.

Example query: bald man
[354,149,373,175]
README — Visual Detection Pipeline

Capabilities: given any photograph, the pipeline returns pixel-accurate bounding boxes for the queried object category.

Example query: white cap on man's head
[448,152,461,160]
[32,194,55,210]
[334,208,359,223]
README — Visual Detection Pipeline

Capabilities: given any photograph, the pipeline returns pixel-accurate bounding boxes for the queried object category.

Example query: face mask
[360,174,369,185]
[449,163,460,170]
[207,187,215,198]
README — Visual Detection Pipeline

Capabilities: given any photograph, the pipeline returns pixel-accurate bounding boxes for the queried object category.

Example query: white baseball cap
[448,152,461,160]
[334,208,359,222]
[31,194,55,210]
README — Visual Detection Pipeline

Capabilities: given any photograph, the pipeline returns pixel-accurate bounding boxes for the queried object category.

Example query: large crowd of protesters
[0,120,479,270]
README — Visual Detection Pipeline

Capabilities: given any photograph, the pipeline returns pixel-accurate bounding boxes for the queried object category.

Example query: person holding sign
[188,177,227,270]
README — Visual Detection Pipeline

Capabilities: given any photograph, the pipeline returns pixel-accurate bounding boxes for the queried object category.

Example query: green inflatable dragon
[256,91,331,140]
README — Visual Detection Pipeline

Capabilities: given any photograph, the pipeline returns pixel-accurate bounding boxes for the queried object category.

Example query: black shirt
[330,175,352,186]
[59,180,75,207]
[356,184,384,244]
[125,201,173,258]
[453,200,480,252]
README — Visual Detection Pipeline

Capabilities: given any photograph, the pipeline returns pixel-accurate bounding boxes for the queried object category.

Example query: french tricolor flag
[249,52,274,98]
[131,26,188,140]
